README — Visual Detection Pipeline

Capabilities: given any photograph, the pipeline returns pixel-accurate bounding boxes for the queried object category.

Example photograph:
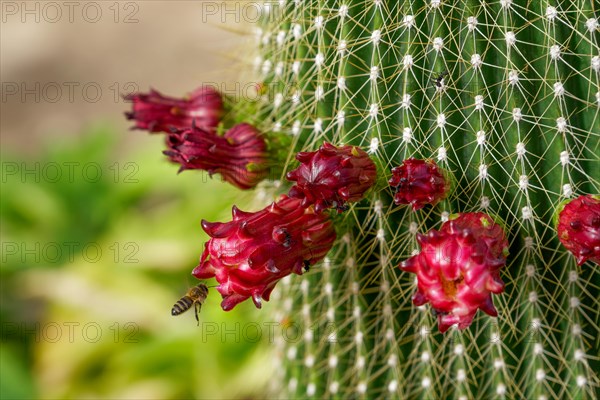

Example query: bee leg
[195,302,201,326]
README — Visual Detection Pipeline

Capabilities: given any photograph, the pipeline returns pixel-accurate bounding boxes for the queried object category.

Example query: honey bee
[171,283,209,325]
[303,259,311,273]
[282,229,293,248]
[432,70,449,88]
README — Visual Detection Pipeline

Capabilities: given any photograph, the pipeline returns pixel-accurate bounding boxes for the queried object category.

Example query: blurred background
[1,2,275,398]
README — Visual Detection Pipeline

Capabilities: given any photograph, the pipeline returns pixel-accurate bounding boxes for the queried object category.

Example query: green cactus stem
[237,0,599,398]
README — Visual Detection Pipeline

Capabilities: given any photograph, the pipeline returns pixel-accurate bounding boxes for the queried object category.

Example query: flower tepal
[286,142,377,212]
[400,212,509,333]
[557,194,600,266]
[192,195,336,311]
[389,158,450,210]
[164,122,269,190]
[125,86,223,133]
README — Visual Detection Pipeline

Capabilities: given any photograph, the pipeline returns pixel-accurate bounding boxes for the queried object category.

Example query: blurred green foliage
[1,125,273,399]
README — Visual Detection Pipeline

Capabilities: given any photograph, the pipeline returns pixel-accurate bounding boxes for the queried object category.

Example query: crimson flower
[125,86,223,133]
[389,158,450,210]
[286,142,377,212]
[400,212,509,333]
[557,194,600,266]
[164,122,269,190]
[192,195,336,311]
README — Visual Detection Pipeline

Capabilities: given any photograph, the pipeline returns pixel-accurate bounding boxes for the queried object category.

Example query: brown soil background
[1,1,252,153]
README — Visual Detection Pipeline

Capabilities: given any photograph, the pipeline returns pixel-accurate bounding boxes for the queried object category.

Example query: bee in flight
[171,283,209,325]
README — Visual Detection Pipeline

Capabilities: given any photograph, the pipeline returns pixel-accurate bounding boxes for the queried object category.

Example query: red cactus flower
[389,158,450,210]
[557,194,600,266]
[400,212,509,333]
[164,122,269,190]
[286,142,377,212]
[192,195,336,311]
[124,86,223,133]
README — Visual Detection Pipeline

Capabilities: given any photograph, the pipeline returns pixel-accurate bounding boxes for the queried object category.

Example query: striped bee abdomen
[171,296,193,316]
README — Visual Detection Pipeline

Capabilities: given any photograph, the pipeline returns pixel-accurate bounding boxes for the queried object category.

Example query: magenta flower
[192,195,336,311]
[125,86,223,133]
[164,123,269,190]
[400,212,509,333]
[286,142,377,212]
[389,158,450,210]
[557,194,600,266]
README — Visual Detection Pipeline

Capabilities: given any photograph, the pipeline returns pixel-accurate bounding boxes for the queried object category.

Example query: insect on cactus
[127,0,600,398]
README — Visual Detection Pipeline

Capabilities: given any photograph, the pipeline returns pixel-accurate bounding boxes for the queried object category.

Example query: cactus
[234,0,600,398]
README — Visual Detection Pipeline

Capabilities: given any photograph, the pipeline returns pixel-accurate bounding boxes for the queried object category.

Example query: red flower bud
[557,194,600,266]
[192,195,336,311]
[164,123,269,190]
[400,212,509,333]
[389,158,450,210]
[286,142,377,212]
[125,86,223,133]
